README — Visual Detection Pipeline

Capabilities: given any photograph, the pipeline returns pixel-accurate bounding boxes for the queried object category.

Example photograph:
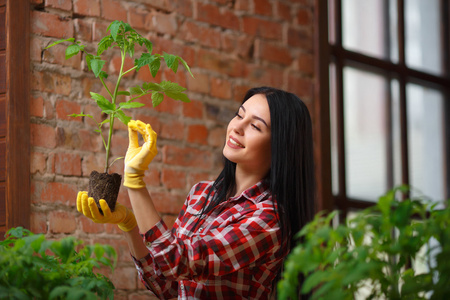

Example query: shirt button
[146,242,151,247]
[199,227,203,232]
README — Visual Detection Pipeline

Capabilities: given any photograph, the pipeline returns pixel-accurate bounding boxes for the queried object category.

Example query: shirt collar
[229,179,271,204]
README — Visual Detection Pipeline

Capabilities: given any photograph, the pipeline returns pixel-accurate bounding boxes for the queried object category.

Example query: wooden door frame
[5,0,30,230]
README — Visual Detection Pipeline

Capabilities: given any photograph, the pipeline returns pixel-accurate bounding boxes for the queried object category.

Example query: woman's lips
[227,136,244,149]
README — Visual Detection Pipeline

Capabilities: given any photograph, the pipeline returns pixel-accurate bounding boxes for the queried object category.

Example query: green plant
[45,20,193,174]
[278,186,450,300]
[0,227,117,299]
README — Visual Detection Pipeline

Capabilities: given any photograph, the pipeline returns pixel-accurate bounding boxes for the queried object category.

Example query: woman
[77,86,315,299]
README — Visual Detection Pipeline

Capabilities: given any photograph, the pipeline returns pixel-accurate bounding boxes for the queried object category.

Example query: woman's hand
[124,120,158,189]
[76,191,137,232]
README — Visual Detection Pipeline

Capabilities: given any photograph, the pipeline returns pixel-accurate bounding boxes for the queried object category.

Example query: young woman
[77,86,315,299]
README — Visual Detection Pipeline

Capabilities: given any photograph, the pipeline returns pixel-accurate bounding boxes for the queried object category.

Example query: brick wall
[29,0,315,298]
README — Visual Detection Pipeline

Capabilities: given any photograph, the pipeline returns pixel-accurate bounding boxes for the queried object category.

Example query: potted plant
[0,227,117,299]
[45,21,193,211]
[278,186,450,299]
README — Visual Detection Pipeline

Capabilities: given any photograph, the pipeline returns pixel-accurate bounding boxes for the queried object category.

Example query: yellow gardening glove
[123,120,158,189]
[76,191,137,232]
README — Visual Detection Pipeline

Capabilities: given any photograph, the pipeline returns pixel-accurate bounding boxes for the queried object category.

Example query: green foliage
[45,20,193,173]
[0,227,117,300]
[278,186,450,300]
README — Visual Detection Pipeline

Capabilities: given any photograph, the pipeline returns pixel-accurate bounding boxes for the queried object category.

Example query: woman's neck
[233,165,267,197]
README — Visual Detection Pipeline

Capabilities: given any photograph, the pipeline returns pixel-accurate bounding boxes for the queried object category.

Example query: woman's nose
[232,120,244,135]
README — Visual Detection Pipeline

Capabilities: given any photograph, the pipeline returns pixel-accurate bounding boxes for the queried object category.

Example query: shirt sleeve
[138,198,283,283]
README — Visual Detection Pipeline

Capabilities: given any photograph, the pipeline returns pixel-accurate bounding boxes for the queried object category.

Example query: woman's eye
[235,112,243,119]
[251,124,261,131]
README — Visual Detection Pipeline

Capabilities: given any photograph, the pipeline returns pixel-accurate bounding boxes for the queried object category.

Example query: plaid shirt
[132,180,287,300]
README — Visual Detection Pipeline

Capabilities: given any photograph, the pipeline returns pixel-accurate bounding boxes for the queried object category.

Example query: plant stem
[104,49,126,173]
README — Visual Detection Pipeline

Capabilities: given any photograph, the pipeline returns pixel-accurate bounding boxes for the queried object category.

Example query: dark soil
[88,170,122,213]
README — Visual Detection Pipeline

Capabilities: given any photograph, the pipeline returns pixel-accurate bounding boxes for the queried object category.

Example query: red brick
[160,119,184,141]
[183,99,203,119]
[221,32,254,59]
[78,129,104,153]
[277,2,292,20]
[31,11,74,39]
[287,26,313,51]
[254,0,273,16]
[74,0,100,17]
[296,52,314,75]
[163,68,187,89]
[174,0,193,18]
[101,0,127,22]
[49,211,77,234]
[243,64,284,87]
[210,77,232,100]
[30,212,48,234]
[30,95,44,117]
[150,12,178,36]
[287,73,313,101]
[135,64,163,83]
[197,49,244,78]
[162,168,186,189]
[242,16,282,40]
[187,171,215,187]
[111,266,138,289]
[297,8,312,26]
[196,3,239,30]
[152,191,186,214]
[162,145,212,170]
[56,99,82,121]
[74,19,93,42]
[31,123,57,148]
[79,216,105,234]
[30,37,44,63]
[32,71,72,95]
[128,7,152,30]
[45,0,72,10]
[233,84,252,102]
[31,151,47,175]
[258,40,293,66]
[93,21,109,42]
[235,0,250,11]
[187,72,209,94]
[55,152,82,176]
[208,127,226,147]
[179,20,221,49]
[187,124,209,145]
[82,153,106,176]
[145,168,161,187]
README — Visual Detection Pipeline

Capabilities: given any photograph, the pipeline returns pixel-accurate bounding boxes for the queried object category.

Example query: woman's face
[223,94,272,176]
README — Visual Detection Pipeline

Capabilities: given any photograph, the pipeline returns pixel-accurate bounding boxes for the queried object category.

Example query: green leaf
[90,92,115,113]
[108,21,122,41]
[165,91,190,103]
[149,58,161,77]
[143,38,153,53]
[44,38,75,49]
[117,91,131,96]
[136,53,158,69]
[178,55,194,78]
[90,59,106,78]
[160,80,186,92]
[142,82,162,92]
[65,44,83,59]
[97,36,113,56]
[115,110,131,125]
[163,52,179,73]
[119,101,145,109]
[129,86,144,95]
[151,92,164,107]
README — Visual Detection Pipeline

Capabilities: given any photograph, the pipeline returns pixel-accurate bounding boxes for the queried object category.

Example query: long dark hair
[196,86,315,252]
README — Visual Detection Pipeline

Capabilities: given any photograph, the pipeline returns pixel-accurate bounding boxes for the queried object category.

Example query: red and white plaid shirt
[132,180,287,300]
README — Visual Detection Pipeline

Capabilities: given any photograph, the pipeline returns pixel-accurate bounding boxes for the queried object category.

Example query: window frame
[319,0,450,215]
[1,0,31,234]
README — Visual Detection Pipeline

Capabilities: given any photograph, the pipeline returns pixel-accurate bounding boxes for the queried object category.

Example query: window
[328,0,450,215]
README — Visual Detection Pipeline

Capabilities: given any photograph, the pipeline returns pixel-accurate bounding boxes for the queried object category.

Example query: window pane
[342,0,386,59]
[405,0,443,75]
[390,79,403,188]
[329,63,339,195]
[344,67,388,201]
[407,84,445,202]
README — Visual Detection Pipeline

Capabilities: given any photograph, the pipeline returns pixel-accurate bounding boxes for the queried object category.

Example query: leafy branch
[45,20,194,173]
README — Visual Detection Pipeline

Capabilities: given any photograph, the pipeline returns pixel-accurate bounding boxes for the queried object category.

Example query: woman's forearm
[127,187,161,233]
[123,225,149,259]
